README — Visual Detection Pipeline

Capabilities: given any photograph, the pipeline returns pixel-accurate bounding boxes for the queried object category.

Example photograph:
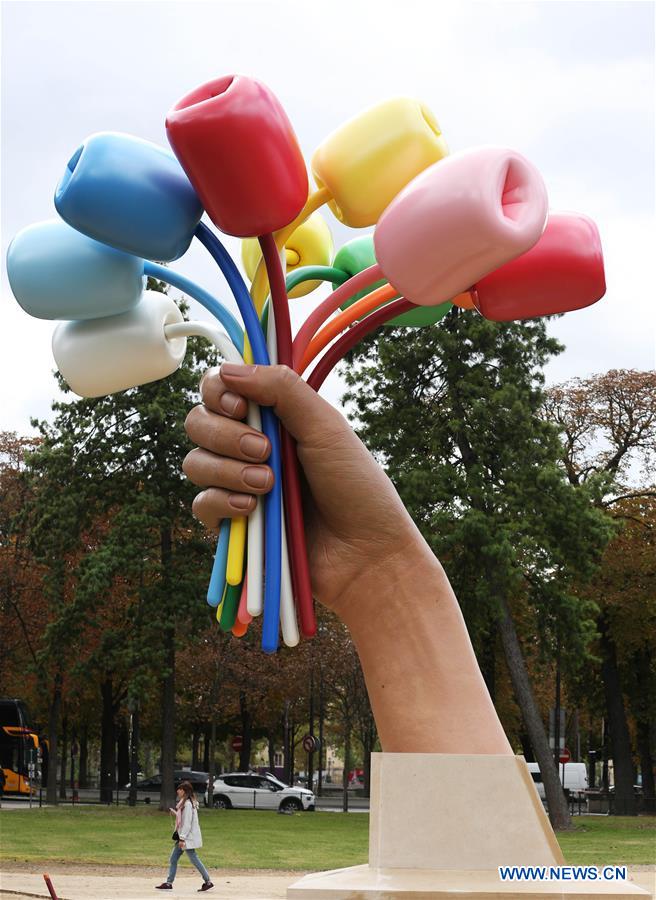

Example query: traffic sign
[559,747,571,765]
[231,736,243,752]
[302,734,319,754]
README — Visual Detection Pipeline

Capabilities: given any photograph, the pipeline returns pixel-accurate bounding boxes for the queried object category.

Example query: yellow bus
[0,698,39,796]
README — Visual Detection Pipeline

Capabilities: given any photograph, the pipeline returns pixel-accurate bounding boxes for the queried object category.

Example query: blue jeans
[167,844,211,884]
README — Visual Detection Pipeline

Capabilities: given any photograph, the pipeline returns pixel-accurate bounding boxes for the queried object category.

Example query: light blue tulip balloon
[54,132,203,262]
[7,219,144,320]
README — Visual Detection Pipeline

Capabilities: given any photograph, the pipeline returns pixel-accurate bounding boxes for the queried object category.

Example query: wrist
[338,535,512,755]
[338,528,443,633]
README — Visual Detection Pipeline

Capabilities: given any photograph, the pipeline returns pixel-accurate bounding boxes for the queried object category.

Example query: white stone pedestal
[287,753,653,899]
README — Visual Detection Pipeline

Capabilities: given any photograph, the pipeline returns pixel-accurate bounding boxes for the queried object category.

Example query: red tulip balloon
[472,212,606,321]
[166,75,308,237]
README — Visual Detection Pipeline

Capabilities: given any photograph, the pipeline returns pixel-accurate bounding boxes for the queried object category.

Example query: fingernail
[220,391,242,415]
[229,493,254,510]
[222,363,257,378]
[240,433,268,459]
[242,466,270,489]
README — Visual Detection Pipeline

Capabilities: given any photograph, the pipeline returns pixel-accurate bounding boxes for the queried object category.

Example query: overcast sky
[1,0,654,436]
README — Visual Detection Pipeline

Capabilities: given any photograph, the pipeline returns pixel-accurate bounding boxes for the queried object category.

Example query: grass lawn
[557,816,656,866]
[0,809,654,870]
[0,807,368,871]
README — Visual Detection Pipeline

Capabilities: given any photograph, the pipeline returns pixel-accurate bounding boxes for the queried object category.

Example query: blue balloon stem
[207,519,231,607]
[194,223,282,653]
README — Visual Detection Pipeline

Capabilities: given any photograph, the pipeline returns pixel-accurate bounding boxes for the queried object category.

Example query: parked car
[526,761,588,799]
[205,771,315,812]
[125,770,209,793]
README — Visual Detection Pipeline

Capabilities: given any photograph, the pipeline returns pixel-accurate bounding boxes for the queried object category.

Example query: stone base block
[368,753,561,869]
[287,865,653,899]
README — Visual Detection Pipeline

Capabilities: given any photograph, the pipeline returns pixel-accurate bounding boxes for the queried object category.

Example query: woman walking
[156,781,214,892]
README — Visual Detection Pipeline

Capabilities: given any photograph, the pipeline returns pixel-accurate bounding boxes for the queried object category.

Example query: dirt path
[2,863,654,900]
[0,862,305,899]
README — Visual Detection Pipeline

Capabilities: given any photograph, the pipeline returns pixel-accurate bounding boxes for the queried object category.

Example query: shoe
[198,883,214,892]
[155,884,172,890]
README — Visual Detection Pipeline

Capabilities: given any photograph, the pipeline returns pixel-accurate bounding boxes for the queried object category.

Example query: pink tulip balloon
[374,147,548,307]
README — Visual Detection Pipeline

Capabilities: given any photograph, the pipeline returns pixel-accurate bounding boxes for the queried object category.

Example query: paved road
[0,794,370,813]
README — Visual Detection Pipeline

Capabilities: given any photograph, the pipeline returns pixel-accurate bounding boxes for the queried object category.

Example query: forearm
[341,537,512,755]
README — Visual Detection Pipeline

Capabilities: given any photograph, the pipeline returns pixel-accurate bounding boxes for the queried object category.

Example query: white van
[526,761,588,799]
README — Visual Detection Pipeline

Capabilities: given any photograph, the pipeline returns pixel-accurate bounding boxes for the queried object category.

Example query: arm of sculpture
[183,363,511,755]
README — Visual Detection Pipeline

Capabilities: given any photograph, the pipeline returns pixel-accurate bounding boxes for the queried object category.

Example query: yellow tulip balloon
[311,97,449,228]
[241,213,334,297]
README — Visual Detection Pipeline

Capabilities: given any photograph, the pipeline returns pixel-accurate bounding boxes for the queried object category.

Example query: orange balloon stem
[453,289,476,309]
[232,618,248,638]
[299,282,398,373]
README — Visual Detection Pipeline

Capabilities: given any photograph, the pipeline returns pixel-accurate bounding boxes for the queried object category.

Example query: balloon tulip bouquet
[7,75,606,653]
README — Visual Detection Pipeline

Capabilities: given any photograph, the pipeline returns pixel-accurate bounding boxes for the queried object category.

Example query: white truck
[526,761,588,799]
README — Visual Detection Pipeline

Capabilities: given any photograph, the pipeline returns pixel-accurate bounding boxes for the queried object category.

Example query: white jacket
[178,800,203,849]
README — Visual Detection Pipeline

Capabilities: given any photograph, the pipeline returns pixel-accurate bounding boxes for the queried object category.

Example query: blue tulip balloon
[7,219,144,320]
[54,132,203,262]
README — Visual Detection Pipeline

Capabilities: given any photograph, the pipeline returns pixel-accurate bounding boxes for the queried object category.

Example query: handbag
[171,830,180,842]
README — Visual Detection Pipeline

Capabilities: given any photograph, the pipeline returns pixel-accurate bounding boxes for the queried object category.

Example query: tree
[544,370,656,814]
[343,308,612,829]
[24,286,217,809]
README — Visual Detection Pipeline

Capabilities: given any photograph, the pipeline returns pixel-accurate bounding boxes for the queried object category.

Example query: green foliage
[342,308,613,657]
[22,292,218,698]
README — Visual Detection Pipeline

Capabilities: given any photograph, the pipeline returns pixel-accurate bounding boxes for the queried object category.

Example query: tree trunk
[117,719,130,789]
[599,617,637,815]
[362,729,372,799]
[78,721,89,789]
[519,731,534,762]
[318,675,324,797]
[283,705,291,785]
[601,720,610,792]
[128,707,140,807]
[192,724,201,771]
[498,596,571,830]
[159,523,177,813]
[630,650,654,814]
[342,720,351,814]
[46,675,62,804]
[59,712,68,800]
[636,717,654,814]
[239,693,252,771]
[289,719,296,782]
[203,726,211,772]
[480,621,497,702]
[206,718,217,808]
[308,672,315,792]
[159,628,177,811]
[100,679,116,804]
[267,733,276,772]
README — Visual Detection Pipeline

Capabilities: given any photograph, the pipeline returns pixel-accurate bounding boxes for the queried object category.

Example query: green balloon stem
[260,266,350,332]
[219,581,242,632]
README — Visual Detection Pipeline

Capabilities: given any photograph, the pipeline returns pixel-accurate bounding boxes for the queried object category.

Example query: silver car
[205,772,315,812]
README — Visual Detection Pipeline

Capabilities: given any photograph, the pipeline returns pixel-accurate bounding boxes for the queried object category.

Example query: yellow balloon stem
[216,583,227,622]
[226,516,247,585]
[250,186,332,311]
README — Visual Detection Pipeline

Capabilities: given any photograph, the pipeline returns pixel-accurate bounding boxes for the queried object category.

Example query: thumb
[219,363,347,446]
